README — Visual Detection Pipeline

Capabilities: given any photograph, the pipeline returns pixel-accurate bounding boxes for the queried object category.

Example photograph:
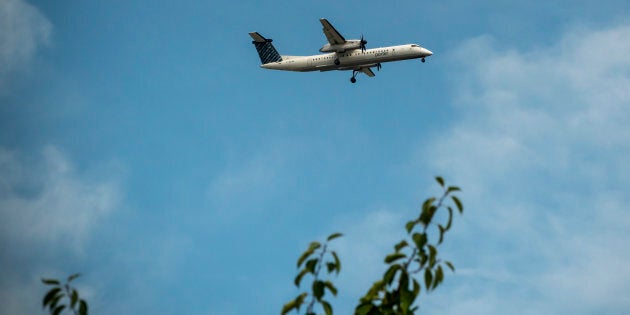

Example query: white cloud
[206,141,300,217]
[420,23,630,314]
[0,146,121,251]
[0,145,121,315]
[208,154,281,210]
[0,275,46,315]
[0,0,51,89]
[208,152,285,214]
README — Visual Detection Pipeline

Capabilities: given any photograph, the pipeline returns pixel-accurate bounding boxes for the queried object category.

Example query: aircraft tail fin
[249,32,283,64]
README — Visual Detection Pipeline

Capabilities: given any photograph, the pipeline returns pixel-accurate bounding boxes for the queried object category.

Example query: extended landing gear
[334,58,340,65]
[421,57,426,63]
[350,70,358,83]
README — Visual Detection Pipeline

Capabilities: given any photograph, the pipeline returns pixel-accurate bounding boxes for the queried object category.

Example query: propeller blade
[360,34,367,52]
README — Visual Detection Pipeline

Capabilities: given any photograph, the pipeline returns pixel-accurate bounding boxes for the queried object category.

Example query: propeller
[360,34,368,52]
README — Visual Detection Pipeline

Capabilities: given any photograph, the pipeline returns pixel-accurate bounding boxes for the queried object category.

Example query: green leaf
[445,206,454,231]
[428,245,437,266]
[294,269,309,287]
[445,261,455,272]
[383,291,394,306]
[326,262,336,274]
[412,232,427,249]
[399,268,409,289]
[327,232,343,241]
[383,265,400,285]
[324,280,338,296]
[50,295,63,312]
[435,176,445,187]
[41,278,61,286]
[297,243,320,268]
[418,248,428,266]
[52,305,66,315]
[400,284,414,314]
[433,265,444,290]
[405,220,415,234]
[305,258,318,274]
[438,225,445,245]
[313,280,325,300]
[394,240,408,252]
[280,299,298,315]
[297,250,314,268]
[355,302,374,315]
[67,273,81,282]
[446,186,461,193]
[363,280,384,301]
[331,251,341,274]
[424,269,433,291]
[384,253,406,264]
[421,197,436,213]
[322,300,333,315]
[412,279,421,297]
[419,203,437,226]
[79,299,88,315]
[281,293,307,315]
[452,195,464,214]
[71,289,79,308]
[43,288,62,308]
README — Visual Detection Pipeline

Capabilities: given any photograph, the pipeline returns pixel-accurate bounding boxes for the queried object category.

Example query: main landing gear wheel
[350,70,358,83]
[350,77,357,83]
[421,58,426,63]
[334,58,340,65]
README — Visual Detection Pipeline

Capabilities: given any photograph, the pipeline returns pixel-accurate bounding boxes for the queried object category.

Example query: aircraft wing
[359,67,376,77]
[320,18,346,45]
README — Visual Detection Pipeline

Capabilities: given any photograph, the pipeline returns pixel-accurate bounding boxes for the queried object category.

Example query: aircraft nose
[421,48,433,56]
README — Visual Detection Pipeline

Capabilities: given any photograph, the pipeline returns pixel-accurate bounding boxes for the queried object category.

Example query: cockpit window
[411,44,419,47]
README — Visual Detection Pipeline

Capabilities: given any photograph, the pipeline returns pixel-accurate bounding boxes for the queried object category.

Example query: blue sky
[1,0,629,314]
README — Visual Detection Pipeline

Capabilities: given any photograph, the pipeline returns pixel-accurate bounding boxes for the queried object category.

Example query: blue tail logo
[249,32,282,64]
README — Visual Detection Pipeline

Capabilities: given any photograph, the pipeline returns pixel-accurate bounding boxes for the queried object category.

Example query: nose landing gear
[421,57,426,63]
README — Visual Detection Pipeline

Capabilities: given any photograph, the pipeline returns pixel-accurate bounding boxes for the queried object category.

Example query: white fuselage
[261,44,432,72]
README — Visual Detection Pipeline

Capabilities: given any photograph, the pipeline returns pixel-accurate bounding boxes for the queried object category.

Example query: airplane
[249,18,433,83]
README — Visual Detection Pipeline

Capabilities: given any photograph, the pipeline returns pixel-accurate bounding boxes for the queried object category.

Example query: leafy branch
[355,176,464,315]
[281,176,465,315]
[281,232,343,315]
[42,273,89,315]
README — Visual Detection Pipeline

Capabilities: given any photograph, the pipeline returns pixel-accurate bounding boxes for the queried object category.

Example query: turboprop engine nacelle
[319,40,363,53]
